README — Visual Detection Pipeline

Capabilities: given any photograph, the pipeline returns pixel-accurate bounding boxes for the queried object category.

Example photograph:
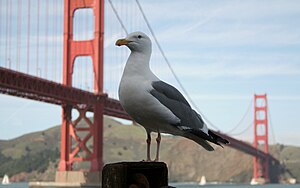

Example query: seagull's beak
[115,38,130,46]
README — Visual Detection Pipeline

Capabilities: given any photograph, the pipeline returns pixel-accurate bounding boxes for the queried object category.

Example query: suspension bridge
[0,0,282,185]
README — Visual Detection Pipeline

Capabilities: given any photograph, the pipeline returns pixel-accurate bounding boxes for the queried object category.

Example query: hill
[0,116,299,183]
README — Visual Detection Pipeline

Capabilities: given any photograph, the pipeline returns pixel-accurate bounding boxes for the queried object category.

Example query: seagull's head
[115,32,152,53]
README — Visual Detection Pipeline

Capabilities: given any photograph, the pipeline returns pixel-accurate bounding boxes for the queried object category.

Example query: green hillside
[0,116,299,183]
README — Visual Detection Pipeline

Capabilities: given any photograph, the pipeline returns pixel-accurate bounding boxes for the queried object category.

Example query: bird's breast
[119,76,151,115]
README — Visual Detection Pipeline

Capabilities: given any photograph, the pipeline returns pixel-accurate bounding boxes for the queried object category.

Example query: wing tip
[208,130,230,146]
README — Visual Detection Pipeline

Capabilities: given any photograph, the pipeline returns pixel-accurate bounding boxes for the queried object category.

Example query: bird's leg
[146,132,152,162]
[154,132,161,162]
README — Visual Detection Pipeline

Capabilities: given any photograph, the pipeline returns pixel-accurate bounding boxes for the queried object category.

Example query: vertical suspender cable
[53,0,57,82]
[72,10,81,88]
[109,6,112,96]
[76,10,79,88]
[52,0,57,82]
[5,0,8,67]
[55,1,58,81]
[132,1,137,29]
[129,0,132,31]
[51,0,54,81]
[84,6,88,90]
[16,0,22,71]
[120,0,124,98]
[108,0,128,35]
[85,7,89,90]
[27,0,31,73]
[36,0,40,76]
[16,1,19,69]
[0,0,2,65]
[8,0,12,69]
[79,9,82,89]
[45,0,49,78]
[125,0,128,31]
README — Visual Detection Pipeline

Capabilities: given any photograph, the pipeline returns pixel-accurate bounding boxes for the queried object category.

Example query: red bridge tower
[252,94,269,183]
[56,0,105,183]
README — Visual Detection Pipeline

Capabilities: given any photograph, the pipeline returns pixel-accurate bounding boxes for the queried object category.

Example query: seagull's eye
[137,35,142,39]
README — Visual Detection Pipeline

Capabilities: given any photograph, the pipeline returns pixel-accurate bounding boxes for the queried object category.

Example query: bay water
[0,182,299,188]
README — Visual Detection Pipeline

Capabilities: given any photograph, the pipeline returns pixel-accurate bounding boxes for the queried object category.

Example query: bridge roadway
[0,67,279,164]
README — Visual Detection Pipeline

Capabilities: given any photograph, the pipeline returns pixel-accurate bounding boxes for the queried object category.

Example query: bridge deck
[0,67,278,163]
[0,67,130,120]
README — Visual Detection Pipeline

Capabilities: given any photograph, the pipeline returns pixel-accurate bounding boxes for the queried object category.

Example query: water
[0,183,28,188]
[0,183,298,188]
[169,183,300,188]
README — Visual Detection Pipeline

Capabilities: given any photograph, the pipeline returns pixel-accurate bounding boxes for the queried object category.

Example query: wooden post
[102,162,169,188]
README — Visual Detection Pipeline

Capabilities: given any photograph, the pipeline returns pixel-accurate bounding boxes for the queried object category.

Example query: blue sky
[0,0,300,146]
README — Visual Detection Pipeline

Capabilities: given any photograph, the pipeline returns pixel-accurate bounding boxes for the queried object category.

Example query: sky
[0,0,300,146]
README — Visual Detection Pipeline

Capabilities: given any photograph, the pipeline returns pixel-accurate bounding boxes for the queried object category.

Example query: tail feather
[184,129,220,147]
[208,130,230,145]
[183,129,229,151]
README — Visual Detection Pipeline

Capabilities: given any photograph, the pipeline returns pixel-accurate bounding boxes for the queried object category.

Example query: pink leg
[154,132,161,162]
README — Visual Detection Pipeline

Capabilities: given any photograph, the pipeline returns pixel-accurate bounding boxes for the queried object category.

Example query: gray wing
[150,81,204,130]
[150,81,229,151]
[152,81,191,108]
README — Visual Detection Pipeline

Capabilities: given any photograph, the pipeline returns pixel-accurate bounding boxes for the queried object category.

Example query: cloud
[169,61,300,79]
[139,0,300,49]
[191,94,251,101]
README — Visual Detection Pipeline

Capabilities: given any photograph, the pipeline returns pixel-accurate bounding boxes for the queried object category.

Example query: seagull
[116,31,229,162]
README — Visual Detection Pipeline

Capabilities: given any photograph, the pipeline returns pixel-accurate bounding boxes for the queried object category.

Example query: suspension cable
[225,98,253,134]
[135,0,220,130]
[228,120,253,136]
[108,0,220,130]
[268,103,277,145]
[268,102,281,160]
[107,0,128,35]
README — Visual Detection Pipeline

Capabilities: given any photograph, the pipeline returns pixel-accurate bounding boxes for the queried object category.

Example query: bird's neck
[124,51,152,76]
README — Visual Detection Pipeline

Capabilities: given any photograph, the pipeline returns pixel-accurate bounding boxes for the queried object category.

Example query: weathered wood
[102,162,168,188]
